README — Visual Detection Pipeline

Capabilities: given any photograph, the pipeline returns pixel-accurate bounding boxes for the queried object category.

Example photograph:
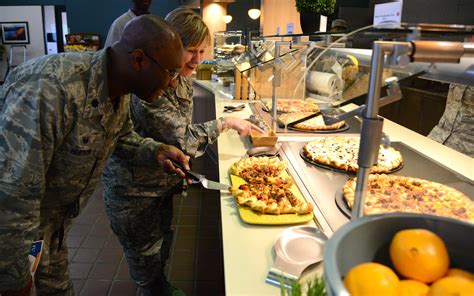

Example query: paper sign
[374,1,403,28]
[319,15,328,32]
[286,23,294,34]
[29,240,44,276]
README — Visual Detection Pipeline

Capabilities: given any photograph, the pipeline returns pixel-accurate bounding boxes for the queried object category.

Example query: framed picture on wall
[1,22,30,45]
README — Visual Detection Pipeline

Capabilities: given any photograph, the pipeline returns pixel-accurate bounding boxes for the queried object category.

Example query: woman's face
[180,41,208,77]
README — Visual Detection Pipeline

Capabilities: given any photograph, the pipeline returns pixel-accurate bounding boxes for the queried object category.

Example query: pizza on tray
[264,99,320,113]
[229,156,292,186]
[303,136,402,173]
[229,157,313,215]
[230,183,313,215]
[279,111,346,131]
[343,174,474,223]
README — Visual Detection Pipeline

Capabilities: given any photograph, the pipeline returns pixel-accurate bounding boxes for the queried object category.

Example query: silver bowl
[323,213,474,296]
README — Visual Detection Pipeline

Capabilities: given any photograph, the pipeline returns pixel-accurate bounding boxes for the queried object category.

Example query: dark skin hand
[156,144,193,184]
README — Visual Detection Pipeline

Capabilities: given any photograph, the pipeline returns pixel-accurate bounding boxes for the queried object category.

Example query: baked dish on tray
[264,99,319,113]
[279,111,346,131]
[229,157,313,216]
[302,136,403,173]
[343,174,474,223]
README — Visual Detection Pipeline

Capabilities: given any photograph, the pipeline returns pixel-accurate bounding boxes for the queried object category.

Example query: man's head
[112,15,183,102]
[131,0,152,16]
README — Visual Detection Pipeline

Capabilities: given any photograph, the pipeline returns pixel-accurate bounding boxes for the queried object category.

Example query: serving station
[192,24,474,295]
[192,79,473,295]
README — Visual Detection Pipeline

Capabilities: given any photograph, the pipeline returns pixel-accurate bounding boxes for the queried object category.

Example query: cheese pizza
[279,112,346,131]
[303,136,402,173]
[264,99,320,113]
[343,174,474,223]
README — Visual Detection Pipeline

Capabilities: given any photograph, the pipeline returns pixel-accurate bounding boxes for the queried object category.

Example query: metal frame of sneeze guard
[270,40,314,131]
[271,41,291,131]
[351,40,474,219]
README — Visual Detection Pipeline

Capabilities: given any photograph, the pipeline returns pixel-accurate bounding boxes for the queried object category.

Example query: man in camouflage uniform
[428,84,473,157]
[102,8,260,296]
[0,15,189,295]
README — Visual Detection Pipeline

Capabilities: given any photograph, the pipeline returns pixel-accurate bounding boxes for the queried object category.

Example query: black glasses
[142,51,180,81]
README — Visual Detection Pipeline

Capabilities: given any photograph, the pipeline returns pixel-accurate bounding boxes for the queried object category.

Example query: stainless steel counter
[191,79,474,296]
[279,140,474,232]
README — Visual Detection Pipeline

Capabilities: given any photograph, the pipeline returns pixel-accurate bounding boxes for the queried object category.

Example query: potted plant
[296,0,337,34]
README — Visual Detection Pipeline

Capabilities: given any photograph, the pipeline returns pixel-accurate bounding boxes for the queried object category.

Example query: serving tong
[224,104,246,113]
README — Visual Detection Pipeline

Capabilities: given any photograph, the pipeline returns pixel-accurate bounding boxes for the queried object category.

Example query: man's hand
[156,144,191,182]
[0,275,32,296]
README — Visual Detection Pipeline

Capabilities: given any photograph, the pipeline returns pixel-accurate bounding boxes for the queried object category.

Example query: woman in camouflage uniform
[102,8,260,296]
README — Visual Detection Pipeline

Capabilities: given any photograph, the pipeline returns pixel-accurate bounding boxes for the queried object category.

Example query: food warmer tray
[249,101,361,135]
[278,140,473,232]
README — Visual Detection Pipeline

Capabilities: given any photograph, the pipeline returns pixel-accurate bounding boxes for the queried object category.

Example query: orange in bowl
[398,279,429,296]
[445,268,474,281]
[390,229,449,283]
[344,262,399,296]
[428,276,474,296]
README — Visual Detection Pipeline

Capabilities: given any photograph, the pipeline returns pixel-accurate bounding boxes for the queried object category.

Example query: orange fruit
[344,262,399,296]
[389,229,449,283]
[445,268,474,281]
[398,280,429,296]
[428,276,474,296]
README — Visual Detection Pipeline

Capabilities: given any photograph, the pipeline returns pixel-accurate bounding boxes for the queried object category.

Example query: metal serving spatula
[170,160,230,191]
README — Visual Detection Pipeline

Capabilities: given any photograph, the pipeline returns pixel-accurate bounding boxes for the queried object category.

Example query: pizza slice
[230,157,290,185]
[229,183,313,215]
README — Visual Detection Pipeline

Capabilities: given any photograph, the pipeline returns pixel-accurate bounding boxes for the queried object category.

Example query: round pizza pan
[299,149,357,174]
[334,188,352,218]
[287,123,350,134]
[299,148,404,174]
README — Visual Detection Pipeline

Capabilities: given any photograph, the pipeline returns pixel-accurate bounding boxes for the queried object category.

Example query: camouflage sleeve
[184,121,220,158]
[130,92,220,158]
[113,107,163,166]
[0,76,66,290]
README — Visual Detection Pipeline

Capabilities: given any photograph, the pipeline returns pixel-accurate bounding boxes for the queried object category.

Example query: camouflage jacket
[428,84,473,157]
[0,49,161,290]
[102,76,220,197]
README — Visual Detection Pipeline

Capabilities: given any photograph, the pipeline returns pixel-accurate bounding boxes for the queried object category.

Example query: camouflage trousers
[34,208,75,295]
[103,191,174,289]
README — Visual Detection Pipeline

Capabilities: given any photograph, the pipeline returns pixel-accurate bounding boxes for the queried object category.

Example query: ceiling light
[222,15,233,24]
[248,8,261,20]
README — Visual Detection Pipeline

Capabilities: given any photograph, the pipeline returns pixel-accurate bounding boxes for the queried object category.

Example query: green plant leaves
[295,0,336,15]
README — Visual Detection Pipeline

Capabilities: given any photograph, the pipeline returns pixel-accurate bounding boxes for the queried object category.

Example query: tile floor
[67,155,225,295]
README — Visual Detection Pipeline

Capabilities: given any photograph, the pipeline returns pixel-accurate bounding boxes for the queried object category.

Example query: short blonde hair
[165,7,210,48]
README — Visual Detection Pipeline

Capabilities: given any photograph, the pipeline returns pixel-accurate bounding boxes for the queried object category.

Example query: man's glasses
[142,51,180,81]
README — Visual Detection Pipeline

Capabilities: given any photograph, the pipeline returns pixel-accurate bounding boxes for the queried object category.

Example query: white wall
[0,5,45,80]
[44,5,58,55]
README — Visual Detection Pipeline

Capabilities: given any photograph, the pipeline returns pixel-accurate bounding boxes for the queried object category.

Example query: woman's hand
[224,116,264,136]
